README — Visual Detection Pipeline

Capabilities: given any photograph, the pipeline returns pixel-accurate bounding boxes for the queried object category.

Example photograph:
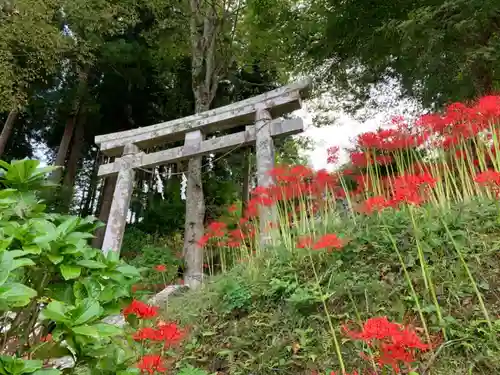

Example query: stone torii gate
[94,79,310,259]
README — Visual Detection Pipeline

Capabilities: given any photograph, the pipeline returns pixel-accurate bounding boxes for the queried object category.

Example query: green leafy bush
[0,159,142,375]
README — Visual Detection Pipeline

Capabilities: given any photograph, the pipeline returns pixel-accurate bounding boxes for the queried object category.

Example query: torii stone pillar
[101,144,140,255]
[255,105,278,247]
[182,130,205,288]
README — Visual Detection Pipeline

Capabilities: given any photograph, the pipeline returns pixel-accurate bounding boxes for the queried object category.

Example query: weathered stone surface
[101,144,139,254]
[183,130,205,290]
[98,118,304,177]
[47,356,76,370]
[101,314,126,327]
[255,105,278,247]
[95,79,310,156]
[148,284,189,306]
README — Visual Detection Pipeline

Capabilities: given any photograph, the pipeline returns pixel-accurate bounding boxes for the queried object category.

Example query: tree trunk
[82,152,99,216]
[241,148,251,214]
[92,174,118,249]
[50,68,88,184]
[0,107,19,158]
[61,115,85,212]
[183,0,220,289]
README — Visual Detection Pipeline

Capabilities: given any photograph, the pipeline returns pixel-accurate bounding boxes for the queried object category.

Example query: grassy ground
[164,199,500,375]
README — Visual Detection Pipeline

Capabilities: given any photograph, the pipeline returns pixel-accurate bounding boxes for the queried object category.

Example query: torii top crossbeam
[95,79,311,157]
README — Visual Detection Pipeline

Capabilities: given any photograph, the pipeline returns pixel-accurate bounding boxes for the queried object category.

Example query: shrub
[129,245,184,290]
[0,159,145,374]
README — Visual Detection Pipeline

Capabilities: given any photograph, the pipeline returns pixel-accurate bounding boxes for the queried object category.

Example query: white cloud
[295,81,423,171]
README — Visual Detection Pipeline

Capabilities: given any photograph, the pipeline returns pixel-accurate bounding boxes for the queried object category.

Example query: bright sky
[296,105,381,171]
[297,82,423,171]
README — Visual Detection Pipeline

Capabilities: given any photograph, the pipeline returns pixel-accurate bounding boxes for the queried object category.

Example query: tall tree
[181,0,245,288]
[276,0,500,109]
[0,0,66,156]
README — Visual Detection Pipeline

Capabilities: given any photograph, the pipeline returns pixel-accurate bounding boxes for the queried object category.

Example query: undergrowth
[165,199,500,375]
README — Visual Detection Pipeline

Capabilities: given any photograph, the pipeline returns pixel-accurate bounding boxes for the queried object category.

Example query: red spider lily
[360,196,390,214]
[389,173,436,206]
[416,96,500,146]
[475,169,500,185]
[350,152,372,167]
[327,146,340,164]
[315,169,339,191]
[154,264,166,272]
[197,234,210,248]
[137,355,167,374]
[198,220,231,248]
[133,322,185,347]
[343,316,430,373]
[297,235,314,249]
[229,228,244,240]
[207,221,227,237]
[312,234,345,251]
[228,204,238,213]
[157,321,186,346]
[203,263,209,269]
[356,122,429,151]
[123,300,159,320]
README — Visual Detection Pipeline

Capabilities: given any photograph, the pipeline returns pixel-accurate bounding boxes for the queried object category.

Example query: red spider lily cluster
[123,299,159,320]
[343,317,430,373]
[199,165,344,251]
[137,355,167,374]
[475,169,500,196]
[121,299,187,374]
[297,233,345,252]
[133,322,185,348]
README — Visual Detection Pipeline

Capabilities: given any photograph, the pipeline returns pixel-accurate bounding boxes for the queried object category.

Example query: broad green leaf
[76,260,106,269]
[8,250,29,258]
[115,265,141,278]
[0,283,37,307]
[33,220,58,244]
[117,369,140,375]
[81,278,102,299]
[11,258,36,270]
[60,264,82,280]
[56,217,80,237]
[0,251,13,285]
[22,245,41,255]
[47,254,64,265]
[71,325,99,338]
[40,301,69,323]
[100,285,127,303]
[92,323,123,337]
[72,299,102,326]
[60,245,81,255]
[0,237,13,251]
[65,232,95,242]
[18,359,43,374]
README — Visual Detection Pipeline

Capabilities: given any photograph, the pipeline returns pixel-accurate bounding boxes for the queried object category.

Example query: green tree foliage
[0,0,66,110]
[296,0,500,109]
